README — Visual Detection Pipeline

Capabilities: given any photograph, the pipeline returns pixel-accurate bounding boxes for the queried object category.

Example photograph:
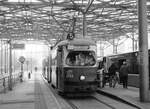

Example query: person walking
[119,61,130,88]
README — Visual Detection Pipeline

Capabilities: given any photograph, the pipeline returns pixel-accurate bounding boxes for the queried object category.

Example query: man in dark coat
[119,61,130,88]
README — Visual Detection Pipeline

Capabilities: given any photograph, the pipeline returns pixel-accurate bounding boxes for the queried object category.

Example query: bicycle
[109,72,120,88]
[102,72,119,88]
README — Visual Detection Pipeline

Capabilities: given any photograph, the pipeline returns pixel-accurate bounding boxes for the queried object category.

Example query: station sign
[12,43,25,49]
[19,56,25,63]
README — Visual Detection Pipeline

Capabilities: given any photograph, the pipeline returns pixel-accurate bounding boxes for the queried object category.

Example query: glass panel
[66,51,96,66]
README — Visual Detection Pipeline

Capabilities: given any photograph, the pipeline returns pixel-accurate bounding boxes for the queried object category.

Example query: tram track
[64,98,79,109]
[41,74,74,109]
[42,74,140,109]
[63,93,140,109]
[42,75,114,109]
[64,96,116,109]
[91,96,116,109]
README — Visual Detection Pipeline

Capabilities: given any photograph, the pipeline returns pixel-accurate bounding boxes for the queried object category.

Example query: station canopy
[0,0,150,44]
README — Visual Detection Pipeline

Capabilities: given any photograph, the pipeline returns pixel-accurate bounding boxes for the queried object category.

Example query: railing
[0,73,20,93]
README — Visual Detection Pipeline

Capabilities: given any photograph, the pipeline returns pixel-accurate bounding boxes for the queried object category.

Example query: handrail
[0,72,20,93]
[0,73,19,80]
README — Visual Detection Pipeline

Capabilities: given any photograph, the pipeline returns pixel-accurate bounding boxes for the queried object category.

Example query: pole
[9,39,12,90]
[1,40,3,74]
[20,62,23,82]
[26,61,29,73]
[113,39,117,54]
[21,63,23,74]
[30,47,32,74]
[138,0,149,102]
[14,51,15,73]
[82,13,87,38]
[132,28,135,52]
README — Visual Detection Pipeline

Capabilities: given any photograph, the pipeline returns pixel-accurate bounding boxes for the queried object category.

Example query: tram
[50,38,98,94]
[103,51,139,74]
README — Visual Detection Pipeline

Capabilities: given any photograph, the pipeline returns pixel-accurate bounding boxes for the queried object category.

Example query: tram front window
[66,51,96,66]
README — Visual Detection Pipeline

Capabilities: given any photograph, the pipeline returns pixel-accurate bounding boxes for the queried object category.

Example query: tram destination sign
[67,45,89,50]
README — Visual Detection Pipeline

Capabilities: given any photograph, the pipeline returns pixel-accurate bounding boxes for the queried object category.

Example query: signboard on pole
[12,43,25,49]
[19,56,25,63]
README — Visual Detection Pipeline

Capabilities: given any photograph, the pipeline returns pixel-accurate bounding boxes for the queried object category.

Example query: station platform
[1,72,150,109]
[98,84,150,109]
[0,72,62,109]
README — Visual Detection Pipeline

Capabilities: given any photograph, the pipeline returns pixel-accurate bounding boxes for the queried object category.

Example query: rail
[0,72,20,93]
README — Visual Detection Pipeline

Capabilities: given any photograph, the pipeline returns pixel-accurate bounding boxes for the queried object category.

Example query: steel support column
[113,39,117,54]
[99,41,104,57]
[138,0,150,102]
[8,40,12,90]
[1,40,3,74]
[82,13,87,38]
[132,30,135,52]
[13,51,15,73]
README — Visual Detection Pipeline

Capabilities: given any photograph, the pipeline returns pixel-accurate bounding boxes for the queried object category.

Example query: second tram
[102,51,150,87]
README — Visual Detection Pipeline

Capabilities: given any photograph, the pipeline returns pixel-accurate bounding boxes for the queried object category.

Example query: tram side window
[66,51,96,66]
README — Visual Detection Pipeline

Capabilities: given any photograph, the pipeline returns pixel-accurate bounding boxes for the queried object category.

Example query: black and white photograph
[0,0,150,109]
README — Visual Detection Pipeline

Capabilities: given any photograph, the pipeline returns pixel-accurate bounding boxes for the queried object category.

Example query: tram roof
[56,38,96,47]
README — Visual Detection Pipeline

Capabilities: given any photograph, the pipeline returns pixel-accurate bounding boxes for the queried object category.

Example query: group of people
[100,60,130,88]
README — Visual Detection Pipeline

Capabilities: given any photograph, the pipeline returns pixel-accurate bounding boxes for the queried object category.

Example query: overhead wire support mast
[82,13,87,38]
[8,39,12,90]
[138,0,150,102]
[70,0,94,38]
[82,0,94,38]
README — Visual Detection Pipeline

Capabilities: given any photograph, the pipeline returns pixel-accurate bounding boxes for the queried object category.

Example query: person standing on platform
[28,72,31,79]
[119,61,130,88]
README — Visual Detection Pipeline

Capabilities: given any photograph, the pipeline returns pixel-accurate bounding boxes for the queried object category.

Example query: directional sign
[12,43,25,49]
[19,56,25,63]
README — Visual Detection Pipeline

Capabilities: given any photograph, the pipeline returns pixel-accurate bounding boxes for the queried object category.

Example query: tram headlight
[80,75,85,80]
[66,70,74,78]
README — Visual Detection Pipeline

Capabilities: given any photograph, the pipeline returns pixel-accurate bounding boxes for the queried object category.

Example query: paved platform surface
[1,72,150,109]
[98,84,150,109]
[0,72,61,109]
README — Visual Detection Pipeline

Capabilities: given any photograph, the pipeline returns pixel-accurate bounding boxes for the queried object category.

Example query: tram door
[51,49,57,88]
[56,46,63,90]
[51,60,57,87]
